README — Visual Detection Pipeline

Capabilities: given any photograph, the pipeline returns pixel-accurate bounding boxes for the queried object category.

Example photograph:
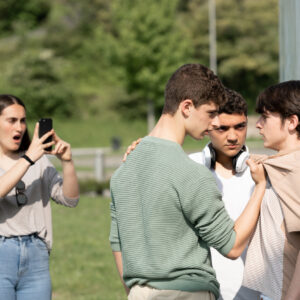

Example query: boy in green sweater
[109,64,266,300]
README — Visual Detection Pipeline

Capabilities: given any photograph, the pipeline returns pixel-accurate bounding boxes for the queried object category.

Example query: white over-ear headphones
[202,143,249,173]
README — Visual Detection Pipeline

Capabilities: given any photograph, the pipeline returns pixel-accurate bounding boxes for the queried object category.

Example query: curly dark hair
[0,94,31,152]
[256,80,300,137]
[218,88,247,116]
[163,64,226,115]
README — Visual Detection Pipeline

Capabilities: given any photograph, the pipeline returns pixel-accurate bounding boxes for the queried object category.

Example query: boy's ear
[288,114,299,131]
[180,99,194,118]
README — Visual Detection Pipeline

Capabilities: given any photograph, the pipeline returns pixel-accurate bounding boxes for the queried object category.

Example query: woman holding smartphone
[0,94,79,300]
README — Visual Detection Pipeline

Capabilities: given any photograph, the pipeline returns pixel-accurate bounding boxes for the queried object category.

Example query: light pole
[209,0,217,74]
[279,0,300,81]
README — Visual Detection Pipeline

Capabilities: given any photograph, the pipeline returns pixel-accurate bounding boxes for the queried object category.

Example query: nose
[227,129,238,142]
[256,117,263,129]
[15,121,23,132]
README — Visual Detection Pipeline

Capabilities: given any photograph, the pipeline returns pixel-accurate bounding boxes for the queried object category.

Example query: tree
[180,0,278,111]
[1,49,75,119]
[109,0,192,128]
[0,0,50,37]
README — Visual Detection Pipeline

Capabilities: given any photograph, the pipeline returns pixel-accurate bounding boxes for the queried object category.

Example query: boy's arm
[113,251,130,295]
[225,159,266,259]
[285,250,300,300]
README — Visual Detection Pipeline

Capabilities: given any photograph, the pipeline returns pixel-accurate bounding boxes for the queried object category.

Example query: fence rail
[48,147,123,182]
[48,144,273,182]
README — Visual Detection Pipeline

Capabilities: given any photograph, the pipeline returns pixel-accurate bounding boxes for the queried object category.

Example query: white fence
[48,148,123,182]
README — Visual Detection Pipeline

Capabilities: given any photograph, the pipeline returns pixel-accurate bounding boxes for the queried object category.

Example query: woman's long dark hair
[0,94,31,152]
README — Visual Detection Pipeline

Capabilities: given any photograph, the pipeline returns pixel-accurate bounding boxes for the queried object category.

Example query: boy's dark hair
[163,64,226,115]
[256,80,300,137]
[219,88,247,116]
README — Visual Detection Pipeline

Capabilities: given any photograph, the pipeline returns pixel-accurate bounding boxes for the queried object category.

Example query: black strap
[22,154,35,166]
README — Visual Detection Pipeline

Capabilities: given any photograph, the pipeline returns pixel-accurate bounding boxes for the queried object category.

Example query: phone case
[39,118,53,152]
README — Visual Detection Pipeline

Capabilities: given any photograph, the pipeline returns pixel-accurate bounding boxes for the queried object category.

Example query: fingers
[51,139,72,161]
[247,158,266,184]
[32,122,39,138]
[43,141,55,153]
[247,158,263,172]
[27,125,70,162]
[39,129,54,143]
[53,142,66,154]
[246,158,256,170]
[52,131,60,143]
[122,138,142,162]
[122,145,131,162]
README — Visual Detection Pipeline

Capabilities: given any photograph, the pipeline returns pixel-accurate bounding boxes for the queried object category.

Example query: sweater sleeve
[109,189,121,251]
[42,156,79,207]
[179,166,236,256]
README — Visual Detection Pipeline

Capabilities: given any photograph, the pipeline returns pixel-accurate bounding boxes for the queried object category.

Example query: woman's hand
[51,131,72,161]
[25,123,55,163]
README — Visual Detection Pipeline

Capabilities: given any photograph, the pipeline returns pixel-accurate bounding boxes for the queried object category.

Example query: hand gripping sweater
[110,136,236,298]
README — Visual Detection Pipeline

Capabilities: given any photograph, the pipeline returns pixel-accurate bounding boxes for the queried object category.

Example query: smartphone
[39,118,53,152]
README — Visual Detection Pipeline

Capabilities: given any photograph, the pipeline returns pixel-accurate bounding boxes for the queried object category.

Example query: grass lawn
[50,196,126,300]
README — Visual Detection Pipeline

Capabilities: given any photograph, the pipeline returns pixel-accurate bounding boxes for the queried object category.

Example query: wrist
[255,181,266,189]
[256,180,266,185]
[21,154,35,166]
[61,158,73,163]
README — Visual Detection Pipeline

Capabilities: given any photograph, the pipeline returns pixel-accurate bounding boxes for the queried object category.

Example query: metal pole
[147,99,155,133]
[95,149,104,182]
[209,0,217,74]
[279,0,300,81]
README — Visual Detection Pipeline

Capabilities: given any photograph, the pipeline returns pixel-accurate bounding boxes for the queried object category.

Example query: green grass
[50,196,126,300]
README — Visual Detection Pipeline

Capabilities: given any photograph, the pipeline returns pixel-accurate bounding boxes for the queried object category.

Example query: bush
[79,179,110,195]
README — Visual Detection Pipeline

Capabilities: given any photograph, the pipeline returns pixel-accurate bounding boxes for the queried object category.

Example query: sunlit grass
[50,196,126,300]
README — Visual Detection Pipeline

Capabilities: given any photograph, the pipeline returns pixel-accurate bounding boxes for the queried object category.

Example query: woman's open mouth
[13,134,22,143]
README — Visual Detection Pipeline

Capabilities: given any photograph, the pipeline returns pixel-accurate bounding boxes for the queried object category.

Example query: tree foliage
[0,0,279,119]
[180,0,278,111]
[109,0,192,116]
[6,51,74,119]
[0,0,50,37]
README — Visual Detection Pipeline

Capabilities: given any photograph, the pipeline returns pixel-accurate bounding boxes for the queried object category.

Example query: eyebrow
[5,117,26,121]
[217,122,247,130]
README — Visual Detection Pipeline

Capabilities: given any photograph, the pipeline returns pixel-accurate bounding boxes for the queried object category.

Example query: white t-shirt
[189,151,260,300]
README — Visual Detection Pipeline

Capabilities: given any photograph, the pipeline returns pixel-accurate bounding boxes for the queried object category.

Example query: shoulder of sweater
[173,153,216,183]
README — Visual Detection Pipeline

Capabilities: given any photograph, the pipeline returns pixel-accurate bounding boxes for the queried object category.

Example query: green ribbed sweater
[109,136,236,298]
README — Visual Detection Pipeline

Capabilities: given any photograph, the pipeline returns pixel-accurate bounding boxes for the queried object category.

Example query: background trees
[0,0,278,119]
[180,0,278,111]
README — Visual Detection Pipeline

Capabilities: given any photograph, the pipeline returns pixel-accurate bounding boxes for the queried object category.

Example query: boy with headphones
[189,88,261,300]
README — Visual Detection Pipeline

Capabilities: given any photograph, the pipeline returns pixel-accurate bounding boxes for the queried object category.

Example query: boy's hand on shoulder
[122,138,142,162]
